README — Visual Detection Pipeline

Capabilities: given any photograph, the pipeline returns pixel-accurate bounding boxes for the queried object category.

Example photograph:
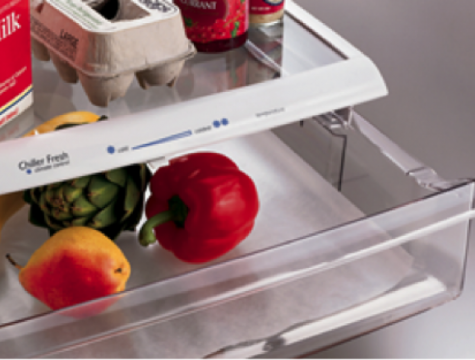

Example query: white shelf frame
[0,0,387,195]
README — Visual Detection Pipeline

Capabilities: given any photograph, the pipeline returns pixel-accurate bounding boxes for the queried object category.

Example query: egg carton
[30,0,196,107]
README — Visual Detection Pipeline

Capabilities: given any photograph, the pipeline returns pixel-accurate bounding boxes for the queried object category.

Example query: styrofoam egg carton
[30,0,196,107]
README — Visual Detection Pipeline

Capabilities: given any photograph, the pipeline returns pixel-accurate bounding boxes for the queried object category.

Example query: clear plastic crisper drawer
[0,112,473,358]
[0,1,473,358]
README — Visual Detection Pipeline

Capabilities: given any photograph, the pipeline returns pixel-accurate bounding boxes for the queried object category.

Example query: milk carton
[0,0,33,128]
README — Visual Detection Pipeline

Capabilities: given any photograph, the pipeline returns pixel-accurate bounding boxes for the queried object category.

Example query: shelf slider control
[147,156,169,171]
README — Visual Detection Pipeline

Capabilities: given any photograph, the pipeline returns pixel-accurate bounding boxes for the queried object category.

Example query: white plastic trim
[0,8,388,194]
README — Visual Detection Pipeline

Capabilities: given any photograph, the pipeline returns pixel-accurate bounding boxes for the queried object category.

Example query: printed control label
[19,152,71,174]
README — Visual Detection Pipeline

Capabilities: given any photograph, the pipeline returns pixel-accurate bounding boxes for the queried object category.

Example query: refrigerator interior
[0,2,473,358]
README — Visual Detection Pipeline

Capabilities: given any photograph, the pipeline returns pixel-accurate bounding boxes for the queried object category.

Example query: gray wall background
[294,0,475,358]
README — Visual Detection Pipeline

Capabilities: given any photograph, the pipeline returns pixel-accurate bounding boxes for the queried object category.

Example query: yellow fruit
[8,227,130,315]
[23,111,101,137]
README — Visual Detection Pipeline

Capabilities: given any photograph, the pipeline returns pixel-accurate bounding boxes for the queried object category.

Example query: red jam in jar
[174,0,249,53]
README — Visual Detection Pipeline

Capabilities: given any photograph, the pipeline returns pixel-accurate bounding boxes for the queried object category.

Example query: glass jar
[249,0,284,26]
[174,0,249,53]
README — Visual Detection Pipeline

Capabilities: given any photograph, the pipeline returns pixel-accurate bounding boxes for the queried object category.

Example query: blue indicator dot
[107,146,115,154]
[213,120,221,128]
[26,169,32,175]
[221,118,229,126]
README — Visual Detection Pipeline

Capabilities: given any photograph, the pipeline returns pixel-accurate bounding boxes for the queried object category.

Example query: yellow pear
[23,111,102,136]
[8,227,130,316]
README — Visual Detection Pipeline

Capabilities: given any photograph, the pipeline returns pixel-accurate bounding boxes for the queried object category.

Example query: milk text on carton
[0,12,21,40]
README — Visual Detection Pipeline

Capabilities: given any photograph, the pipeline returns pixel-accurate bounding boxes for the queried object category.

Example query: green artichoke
[24,164,151,240]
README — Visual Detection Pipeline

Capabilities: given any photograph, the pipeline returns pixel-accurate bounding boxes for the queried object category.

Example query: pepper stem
[139,210,174,247]
[6,254,23,270]
[139,195,189,247]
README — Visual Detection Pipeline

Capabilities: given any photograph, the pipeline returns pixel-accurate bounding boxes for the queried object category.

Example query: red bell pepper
[139,152,259,263]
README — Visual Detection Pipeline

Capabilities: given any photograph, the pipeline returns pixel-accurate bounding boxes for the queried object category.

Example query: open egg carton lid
[0,0,387,195]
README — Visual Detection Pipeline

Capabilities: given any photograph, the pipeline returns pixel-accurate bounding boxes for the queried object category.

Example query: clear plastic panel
[275,116,434,215]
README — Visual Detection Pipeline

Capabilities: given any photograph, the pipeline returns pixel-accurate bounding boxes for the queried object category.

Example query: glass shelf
[30,14,343,121]
[0,12,344,144]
